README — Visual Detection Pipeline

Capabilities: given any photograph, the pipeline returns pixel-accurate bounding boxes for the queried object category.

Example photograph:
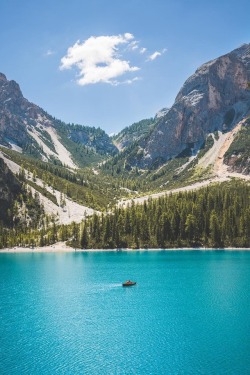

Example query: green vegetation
[113,118,156,148]
[224,118,250,173]
[54,119,117,167]
[1,114,249,251]
[23,135,45,159]
[72,181,250,249]
[197,135,214,159]
[37,127,57,153]
[105,118,157,177]
[1,180,249,250]
[0,147,135,210]
[25,180,58,206]
[0,159,46,247]
[101,133,217,194]
[18,118,117,167]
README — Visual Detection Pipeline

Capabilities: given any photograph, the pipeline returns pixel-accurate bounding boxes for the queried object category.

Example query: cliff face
[0,73,50,148]
[0,73,117,162]
[133,44,250,168]
[112,118,156,151]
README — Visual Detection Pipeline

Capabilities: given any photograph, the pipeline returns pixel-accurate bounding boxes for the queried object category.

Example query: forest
[74,181,250,249]
[1,180,249,249]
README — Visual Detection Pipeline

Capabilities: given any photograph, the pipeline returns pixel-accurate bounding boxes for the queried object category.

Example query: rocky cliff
[131,44,250,168]
[0,73,117,165]
[0,73,48,149]
[112,118,156,151]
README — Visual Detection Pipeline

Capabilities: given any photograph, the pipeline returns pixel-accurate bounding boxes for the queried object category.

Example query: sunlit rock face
[0,72,52,149]
[132,44,250,168]
[0,73,117,158]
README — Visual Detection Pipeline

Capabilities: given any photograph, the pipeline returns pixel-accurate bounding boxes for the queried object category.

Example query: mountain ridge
[0,43,250,236]
[0,73,117,167]
[121,43,250,169]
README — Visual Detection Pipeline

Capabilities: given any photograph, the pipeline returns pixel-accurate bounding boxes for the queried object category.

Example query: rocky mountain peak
[131,44,250,168]
[0,73,7,82]
[0,72,117,165]
[231,43,250,79]
[176,52,247,105]
[155,108,169,120]
[0,73,50,149]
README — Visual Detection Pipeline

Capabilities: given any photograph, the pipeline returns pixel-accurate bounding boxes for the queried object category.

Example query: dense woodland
[112,118,156,146]
[1,119,250,250]
[1,181,249,249]
[73,181,250,249]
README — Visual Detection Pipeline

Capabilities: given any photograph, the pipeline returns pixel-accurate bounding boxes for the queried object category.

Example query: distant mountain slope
[224,116,250,174]
[0,158,22,226]
[0,158,44,229]
[112,118,156,150]
[124,43,250,169]
[0,73,117,168]
[54,121,117,158]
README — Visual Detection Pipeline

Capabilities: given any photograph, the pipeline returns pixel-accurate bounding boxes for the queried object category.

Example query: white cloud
[124,33,134,40]
[122,77,141,85]
[147,48,167,61]
[129,40,139,50]
[60,33,140,86]
[140,47,147,54]
[148,51,161,60]
[45,49,55,56]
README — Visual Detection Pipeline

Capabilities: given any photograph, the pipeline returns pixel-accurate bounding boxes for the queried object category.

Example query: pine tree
[81,224,89,248]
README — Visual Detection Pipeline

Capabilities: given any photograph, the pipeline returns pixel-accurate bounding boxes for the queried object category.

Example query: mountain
[0,158,44,229]
[1,43,250,249]
[112,118,156,151]
[112,110,171,152]
[155,107,169,120]
[124,44,250,169]
[224,116,250,174]
[0,73,117,168]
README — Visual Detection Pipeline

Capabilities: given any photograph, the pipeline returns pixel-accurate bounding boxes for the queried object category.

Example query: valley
[0,43,250,249]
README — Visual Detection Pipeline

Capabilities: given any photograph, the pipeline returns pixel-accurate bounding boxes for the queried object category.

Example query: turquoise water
[0,250,250,375]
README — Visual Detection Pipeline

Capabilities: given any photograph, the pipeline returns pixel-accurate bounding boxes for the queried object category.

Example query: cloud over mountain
[60,33,140,86]
[148,48,167,61]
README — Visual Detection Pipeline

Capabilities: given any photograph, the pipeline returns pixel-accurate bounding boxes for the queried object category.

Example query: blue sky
[0,0,249,134]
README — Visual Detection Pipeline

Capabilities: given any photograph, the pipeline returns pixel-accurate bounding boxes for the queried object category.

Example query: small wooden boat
[122,280,136,287]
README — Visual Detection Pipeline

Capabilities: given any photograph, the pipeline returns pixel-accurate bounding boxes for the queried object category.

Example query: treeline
[1,181,249,249]
[0,220,73,249]
[0,158,44,229]
[1,148,118,210]
[0,188,46,248]
[53,119,117,158]
[112,118,155,142]
[74,182,250,249]
[1,146,152,209]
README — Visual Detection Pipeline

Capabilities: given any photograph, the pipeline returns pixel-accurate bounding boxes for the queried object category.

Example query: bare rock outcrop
[0,73,51,148]
[134,44,250,168]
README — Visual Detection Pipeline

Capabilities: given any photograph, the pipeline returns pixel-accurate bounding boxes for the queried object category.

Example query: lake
[0,250,250,374]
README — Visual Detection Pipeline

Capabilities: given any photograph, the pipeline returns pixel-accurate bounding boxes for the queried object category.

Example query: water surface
[0,250,250,374]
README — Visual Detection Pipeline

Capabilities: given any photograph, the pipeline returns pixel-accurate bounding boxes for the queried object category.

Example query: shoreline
[0,242,250,253]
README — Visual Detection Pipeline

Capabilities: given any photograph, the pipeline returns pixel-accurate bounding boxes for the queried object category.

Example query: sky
[0,0,249,134]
